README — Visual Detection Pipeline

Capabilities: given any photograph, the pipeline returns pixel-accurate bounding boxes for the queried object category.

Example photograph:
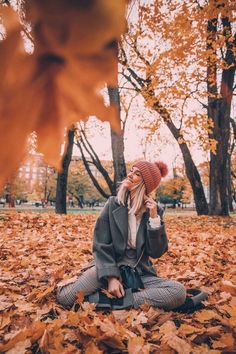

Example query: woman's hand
[107,277,125,298]
[145,197,158,218]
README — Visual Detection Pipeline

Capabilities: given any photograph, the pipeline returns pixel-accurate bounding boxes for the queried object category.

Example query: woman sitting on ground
[56,160,186,310]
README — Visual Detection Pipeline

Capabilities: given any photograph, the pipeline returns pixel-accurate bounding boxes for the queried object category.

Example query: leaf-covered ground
[0,212,235,353]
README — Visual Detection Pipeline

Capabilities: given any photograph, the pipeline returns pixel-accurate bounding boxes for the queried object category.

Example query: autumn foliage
[0,212,235,353]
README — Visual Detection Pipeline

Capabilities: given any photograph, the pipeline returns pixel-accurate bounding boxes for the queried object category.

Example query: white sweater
[127,212,161,249]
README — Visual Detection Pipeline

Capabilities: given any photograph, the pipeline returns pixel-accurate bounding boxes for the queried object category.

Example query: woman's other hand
[108,277,125,298]
[144,197,158,218]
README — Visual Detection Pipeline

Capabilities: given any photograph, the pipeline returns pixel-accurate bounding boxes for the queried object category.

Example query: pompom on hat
[133,160,168,194]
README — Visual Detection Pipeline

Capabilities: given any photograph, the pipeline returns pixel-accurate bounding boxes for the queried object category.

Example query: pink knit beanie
[133,160,168,194]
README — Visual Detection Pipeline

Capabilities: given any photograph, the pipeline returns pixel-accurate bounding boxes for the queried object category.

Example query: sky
[73,99,208,175]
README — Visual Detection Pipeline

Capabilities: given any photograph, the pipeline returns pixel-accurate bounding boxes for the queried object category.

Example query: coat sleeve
[145,222,168,258]
[145,207,168,258]
[92,199,121,281]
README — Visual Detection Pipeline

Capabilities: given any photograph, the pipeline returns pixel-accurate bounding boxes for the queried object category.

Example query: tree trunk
[108,86,127,191]
[55,128,74,214]
[207,17,235,216]
[228,158,234,212]
[208,99,231,216]
[152,102,209,215]
[229,118,236,211]
[179,144,209,215]
[231,171,236,205]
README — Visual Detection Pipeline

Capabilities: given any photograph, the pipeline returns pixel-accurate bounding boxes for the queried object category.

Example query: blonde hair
[117,180,147,215]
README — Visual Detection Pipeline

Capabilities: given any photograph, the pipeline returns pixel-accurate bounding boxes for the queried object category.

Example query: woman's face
[123,166,143,191]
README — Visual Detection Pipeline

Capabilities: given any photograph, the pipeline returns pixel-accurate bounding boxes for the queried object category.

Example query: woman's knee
[166,281,186,309]
[55,267,100,308]
[56,285,75,309]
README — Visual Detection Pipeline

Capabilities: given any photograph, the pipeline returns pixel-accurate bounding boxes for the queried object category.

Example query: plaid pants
[56,266,186,310]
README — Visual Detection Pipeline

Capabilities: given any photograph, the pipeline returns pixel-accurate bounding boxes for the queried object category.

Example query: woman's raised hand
[144,196,158,218]
[107,277,125,298]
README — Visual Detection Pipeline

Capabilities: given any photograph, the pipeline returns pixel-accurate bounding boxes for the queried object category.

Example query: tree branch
[75,138,110,199]
[121,73,141,93]
[75,126,114,195]
[120,46,149,86]
[132,36,151,67]
[120,92,137,130]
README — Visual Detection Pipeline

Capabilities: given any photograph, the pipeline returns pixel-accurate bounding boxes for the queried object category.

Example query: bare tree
[74,85,131,199]
[55,128,75,214]
[75,123,114,198]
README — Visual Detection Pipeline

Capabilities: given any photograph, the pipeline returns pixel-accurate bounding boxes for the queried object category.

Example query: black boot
[173,288,208,313]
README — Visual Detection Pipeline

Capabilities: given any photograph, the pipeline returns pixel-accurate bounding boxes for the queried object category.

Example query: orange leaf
[0,0,128,187]
[194,310,220,322]
[221,280,236,296]
[0,321,46,352]
[177,323,203,336]
[164,334,192,354]
[159,320,177,336]
[5,339,31,354]
[212,333,235,350]
[101,288,115,299]
[128,336,150,354]
[85,341,103,354]
[76,290,85,304]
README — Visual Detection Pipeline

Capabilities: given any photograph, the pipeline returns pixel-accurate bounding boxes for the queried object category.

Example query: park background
[0,0,236,353]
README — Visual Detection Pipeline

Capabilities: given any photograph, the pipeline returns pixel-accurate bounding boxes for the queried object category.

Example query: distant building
[17,153,54,186]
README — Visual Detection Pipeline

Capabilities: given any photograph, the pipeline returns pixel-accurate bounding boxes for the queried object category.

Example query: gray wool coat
[93,196,168,281]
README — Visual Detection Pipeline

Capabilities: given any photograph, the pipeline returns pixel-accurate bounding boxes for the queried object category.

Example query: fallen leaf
[0,300,14,312]
[178,323,203,336]
[194,310,220,322]
[159,320,177,336]
[56,275,78,288]
[99,334,126,351]
[0,311,13,330]
[216,291,232,304]
[127,336,150,354]
[5,339,31,354]
[0,321,46,352]
[101,288,115,299]
[131,311,148,326]
[211,333,235,349]
[76,290,85,304]
[220,280,236,296]
[164,334,192,354]
[85,340,103,354]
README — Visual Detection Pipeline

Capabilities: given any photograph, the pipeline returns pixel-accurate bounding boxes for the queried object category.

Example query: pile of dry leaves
[0,212,235,353]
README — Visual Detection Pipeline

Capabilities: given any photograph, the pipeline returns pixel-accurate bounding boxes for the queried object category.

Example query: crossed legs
[56,266,186,310]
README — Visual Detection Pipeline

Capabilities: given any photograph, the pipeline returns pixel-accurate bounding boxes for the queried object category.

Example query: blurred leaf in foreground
[0,0,127,187]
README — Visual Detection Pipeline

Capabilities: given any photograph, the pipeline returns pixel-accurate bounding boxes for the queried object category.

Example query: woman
[56,160,186,310]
